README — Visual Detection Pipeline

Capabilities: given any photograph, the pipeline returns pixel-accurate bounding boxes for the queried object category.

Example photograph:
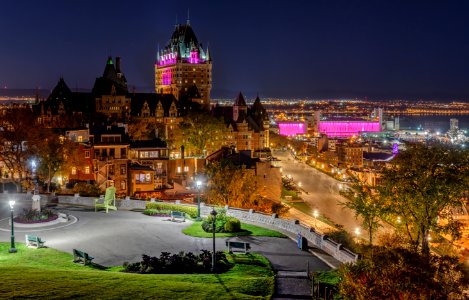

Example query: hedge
[146,203,198,219]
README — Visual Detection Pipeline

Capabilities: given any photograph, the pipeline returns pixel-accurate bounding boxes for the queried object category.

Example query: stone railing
[218,206,358,264]
[2,193,358,264]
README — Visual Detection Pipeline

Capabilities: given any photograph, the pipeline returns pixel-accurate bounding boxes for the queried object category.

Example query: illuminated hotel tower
[155,19,212,109]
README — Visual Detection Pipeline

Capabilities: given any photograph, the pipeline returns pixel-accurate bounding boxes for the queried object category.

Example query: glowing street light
[313,209,319,228]
[354,227,361,239]
[196,180,202,221]
[9,200,16,253]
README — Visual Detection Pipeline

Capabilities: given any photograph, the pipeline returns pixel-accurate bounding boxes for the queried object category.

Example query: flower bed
[14,209,58,224]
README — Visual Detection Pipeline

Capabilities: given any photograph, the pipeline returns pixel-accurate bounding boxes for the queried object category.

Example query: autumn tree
[128,118,164,141]
[36,130,78,192]
[338,247,467,299]
[379,142,469,255]
[340,182,388,245]
[0,106,40,191]
[206,160,276,212]
[178,112,228,156]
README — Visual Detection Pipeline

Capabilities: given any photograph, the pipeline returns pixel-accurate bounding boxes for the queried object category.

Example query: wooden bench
[226,240,251,254]
[170,211,186,222]
[25,234,46,248]
[73,249,94,265]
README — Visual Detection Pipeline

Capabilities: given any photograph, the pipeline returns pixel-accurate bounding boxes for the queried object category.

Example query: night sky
[1,0,469,100]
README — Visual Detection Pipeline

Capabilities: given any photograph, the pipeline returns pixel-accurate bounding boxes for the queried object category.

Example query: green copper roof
[107,57,113,65]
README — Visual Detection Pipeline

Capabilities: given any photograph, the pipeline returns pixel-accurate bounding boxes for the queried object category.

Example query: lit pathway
[274,150,361,233]
[0,200,331,273]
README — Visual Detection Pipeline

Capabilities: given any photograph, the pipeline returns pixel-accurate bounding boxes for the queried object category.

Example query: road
[274,150,361,233]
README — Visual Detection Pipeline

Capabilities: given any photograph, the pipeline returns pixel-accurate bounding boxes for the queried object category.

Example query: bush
[224,218,241,232]
[72,182,102,197]
[123,250,231,274]
[201,209,242,233]
[143,209,171,216]
[146,203,198,219]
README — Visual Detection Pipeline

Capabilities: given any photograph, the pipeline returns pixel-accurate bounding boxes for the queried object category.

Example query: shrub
[143,209,171,216]
[146,203,198,219]
[123,250,231,274]
[201,209,242,233]
[72,182,102,197]
[224,218,241,232]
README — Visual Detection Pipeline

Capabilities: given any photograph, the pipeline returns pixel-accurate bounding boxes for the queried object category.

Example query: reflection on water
[398,115,469,132]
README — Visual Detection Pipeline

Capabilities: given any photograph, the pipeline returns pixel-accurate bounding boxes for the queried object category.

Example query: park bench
[73,249,94,265]
[25,234,46,248]
[226,240,251,254]
[170,211,186,222]
[95,185,117,213]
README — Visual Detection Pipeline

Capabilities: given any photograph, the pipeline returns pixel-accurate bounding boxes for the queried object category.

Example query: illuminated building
[155,19,212,109]
[312,110,382,137]
[277,122,307,136]
[212,93,270,155]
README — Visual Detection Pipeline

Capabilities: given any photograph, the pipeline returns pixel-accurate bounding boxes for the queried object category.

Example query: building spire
[186,8,190,25]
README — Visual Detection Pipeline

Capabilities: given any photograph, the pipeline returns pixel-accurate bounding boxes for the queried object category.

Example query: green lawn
[182,221,286,238]
[0,243,274,299]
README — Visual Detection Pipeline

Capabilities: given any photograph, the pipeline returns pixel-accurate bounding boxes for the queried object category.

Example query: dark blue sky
[1,0,469,100]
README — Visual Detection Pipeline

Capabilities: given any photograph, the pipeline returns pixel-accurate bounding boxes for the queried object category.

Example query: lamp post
[9,200,16,253]
[196,180,202,221]
[210,208,217,273]
[354,227,361,244]
[313,209,319,228]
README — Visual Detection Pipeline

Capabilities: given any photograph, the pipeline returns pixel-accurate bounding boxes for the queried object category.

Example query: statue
[32,191,41,212]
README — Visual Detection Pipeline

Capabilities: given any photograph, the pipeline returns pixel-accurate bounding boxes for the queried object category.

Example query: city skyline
[1,0,469,100]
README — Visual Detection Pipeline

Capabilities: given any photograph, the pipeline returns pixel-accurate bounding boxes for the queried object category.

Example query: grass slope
[0,243,274,299]
[182,221,287,238]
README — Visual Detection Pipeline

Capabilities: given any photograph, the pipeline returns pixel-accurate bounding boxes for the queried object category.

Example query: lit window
[77,136,83,142]
[71,167,77,175]
[184,166,189,172]
[85,166,90,174]
[177,166,181,173]
[121,180,126,190]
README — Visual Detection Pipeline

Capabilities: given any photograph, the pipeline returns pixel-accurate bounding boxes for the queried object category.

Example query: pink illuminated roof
[278,122,306,136]
[319,121,380,137]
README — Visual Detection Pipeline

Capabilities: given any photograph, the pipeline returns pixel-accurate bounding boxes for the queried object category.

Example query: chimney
[116,57,121,73]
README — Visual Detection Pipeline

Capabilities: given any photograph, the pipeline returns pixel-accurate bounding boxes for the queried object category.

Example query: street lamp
[9,200,16,253]
[313,209,319,228]
[354,227,361,243]
[196,180,202,221]
[210,208,218,273]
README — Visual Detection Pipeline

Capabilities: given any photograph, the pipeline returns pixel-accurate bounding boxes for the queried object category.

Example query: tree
[338,247,466,299]
[36,131,77,192]
[178,112,228,156]
[205,160,276,212]
[379,143,469,255]
[0,106,40,192]
[340,182,387,245]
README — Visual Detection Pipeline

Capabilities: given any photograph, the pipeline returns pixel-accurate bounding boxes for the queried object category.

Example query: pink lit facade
[278,122,307,136]
[319,121,381,137]
[154,24,212,105]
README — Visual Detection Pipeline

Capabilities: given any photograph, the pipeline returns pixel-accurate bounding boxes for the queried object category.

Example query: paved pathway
[0,199,336,298]
[274,150,361,233]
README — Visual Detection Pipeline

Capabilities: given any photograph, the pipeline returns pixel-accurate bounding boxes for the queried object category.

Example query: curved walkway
[0,206,328,271]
